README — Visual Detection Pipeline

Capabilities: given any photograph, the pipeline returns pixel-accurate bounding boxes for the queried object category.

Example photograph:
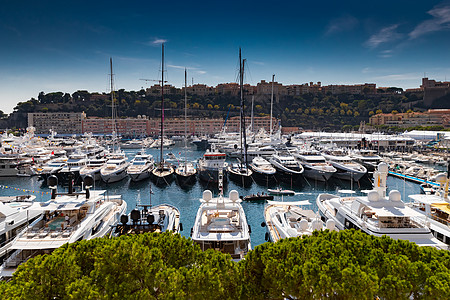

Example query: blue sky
[1,0,450,113]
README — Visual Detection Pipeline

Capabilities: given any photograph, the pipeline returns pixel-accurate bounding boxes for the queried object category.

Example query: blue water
[0,145,422,247]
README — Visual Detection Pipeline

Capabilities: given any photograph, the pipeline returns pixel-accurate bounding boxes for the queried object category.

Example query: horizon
[1,0,450,114]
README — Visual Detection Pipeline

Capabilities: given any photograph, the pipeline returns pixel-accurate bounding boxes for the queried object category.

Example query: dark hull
[251,169,277,186]
[151,170,174,186]
[175,172,197,186]
[273,166,302,186]
[228,170,253,186]
[198,168,228,183]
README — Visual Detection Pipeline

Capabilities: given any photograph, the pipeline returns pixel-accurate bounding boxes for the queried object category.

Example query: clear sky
[1,0,450,113]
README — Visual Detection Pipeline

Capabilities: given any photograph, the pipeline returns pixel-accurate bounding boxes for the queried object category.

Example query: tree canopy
[1,230,449,299]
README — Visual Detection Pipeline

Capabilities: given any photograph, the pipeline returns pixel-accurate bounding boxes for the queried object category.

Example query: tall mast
[270,74,275,135]
[239,48,248,167]
[239,49,243,168]
[110,58,117,144]
[184,68,188,171]
[160,43,164,165]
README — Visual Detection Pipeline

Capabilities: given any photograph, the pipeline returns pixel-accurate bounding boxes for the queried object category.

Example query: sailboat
[227,48,253,186]
[100,58,130,183]
[175,68,197,185]
[151,43,175,186]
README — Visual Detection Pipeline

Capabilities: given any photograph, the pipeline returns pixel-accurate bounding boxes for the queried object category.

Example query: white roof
[267,200,311,206]
[369,204,423,218]
[408,194,449,205]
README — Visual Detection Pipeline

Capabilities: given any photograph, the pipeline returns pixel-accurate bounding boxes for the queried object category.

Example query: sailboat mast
[184,68,188,171]
[242,59,248,167]
[160,43,165,165]
[239,49,243,168]
[110,58,117,142]
[270,74,274,135]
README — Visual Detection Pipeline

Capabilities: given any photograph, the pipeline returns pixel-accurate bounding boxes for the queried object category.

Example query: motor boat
[0,176,127,278]
[114,192,181,235]
[291,149,336,182]
[127,152,154,182]
[79,156,108,181]
[269,152,303,184]
[175,161,197,185]
[101,156,130,183]
[349,149,382,172]
[197,147,228,183]
[267,188,295,196]
[191,189,251,260]
[263,200,337,242]
[316,163,448,250]
[227,163,253,186]
[249,156,276,185]
[322,149,367,181]
[408,172,450,245]
[0,195,40,262]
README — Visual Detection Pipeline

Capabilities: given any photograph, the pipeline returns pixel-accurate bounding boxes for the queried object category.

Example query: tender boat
[127,152,154,182]
[191,189,251,260]
[240,193,274,201]
[263,200,337,242]
[0,176,127,278]
[268,188,295,196]
[317,163,448,250]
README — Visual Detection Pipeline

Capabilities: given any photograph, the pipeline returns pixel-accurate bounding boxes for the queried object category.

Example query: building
[369,109,450,128]
[322,83,376,95]
[28,112,85,134]
[422,77,450,106]
[82,116,148,136]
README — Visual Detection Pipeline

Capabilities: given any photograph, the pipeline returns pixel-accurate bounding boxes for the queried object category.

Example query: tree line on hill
[1,230,449,299]
[3,88,427,131]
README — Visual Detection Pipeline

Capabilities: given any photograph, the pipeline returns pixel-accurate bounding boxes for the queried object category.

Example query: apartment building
[82,116,148,136]
[369,109,450,128]
[28,112,85,134]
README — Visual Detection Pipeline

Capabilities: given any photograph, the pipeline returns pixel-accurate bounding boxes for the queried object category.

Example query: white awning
[267,200,311,206]
[370,205,423,217]
[409,194,449,205]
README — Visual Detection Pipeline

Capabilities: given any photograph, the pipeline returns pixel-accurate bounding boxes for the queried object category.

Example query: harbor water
[0,145,423,247]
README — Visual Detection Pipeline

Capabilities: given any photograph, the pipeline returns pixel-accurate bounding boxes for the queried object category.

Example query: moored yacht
[0,195,40,262]
[0,176,127,278]
[249,156,276,185]
[175,161,197,185]
[263,200,337,242]
[127,151,154,182]
[291,149,336,182]
[58,151,88,184]
[269,152,303,184]
[316,163,448,249]
[35,157,67,182]
[350,149,381,172]
[322,149,367,181]
[197,147,228,183]
[101,156,130,183]
[191,189,251,260]
[79,156,108,181]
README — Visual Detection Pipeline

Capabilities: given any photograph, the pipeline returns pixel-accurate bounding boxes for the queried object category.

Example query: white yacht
[263,200,337,242]
[114,193,181,235]
[191,190,251,260]
[197,147,228,183]
[0,177,127,278]
[0,195,40,261]
[408,172,450,245]
[79,156,108,181]
[101,157,130,183]
[316,163,448,249]
[322,149,367,181]
[58,151,88,183]
[350,149,382,172]
[249,156,276,184]
[175,161,197,185]
[127,152,154,182]
[35,157,67,181]
[269,152,303,184]
[291,149,336,182]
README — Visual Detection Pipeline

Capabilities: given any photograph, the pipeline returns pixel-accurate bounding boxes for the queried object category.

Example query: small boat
[240,193,274,201]
[268,188,295,196]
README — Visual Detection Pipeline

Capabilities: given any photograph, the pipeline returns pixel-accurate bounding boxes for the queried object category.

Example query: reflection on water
[0,145,422,247]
